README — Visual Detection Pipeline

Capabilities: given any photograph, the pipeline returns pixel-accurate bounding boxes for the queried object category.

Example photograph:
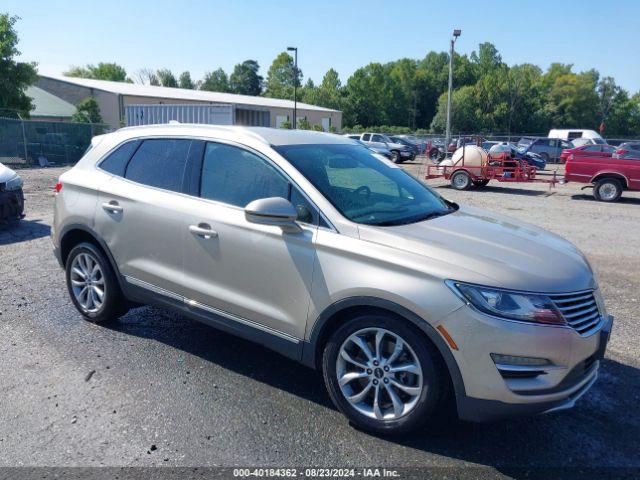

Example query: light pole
[445,29,461,149]
[287,46,298,129]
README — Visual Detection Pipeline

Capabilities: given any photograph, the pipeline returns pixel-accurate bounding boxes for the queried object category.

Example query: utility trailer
[425,151,559,190]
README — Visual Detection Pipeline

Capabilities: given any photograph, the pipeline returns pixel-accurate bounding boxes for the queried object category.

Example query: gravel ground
[0,163,638,476]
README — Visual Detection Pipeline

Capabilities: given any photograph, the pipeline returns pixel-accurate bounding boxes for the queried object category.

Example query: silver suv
[52,125,612,434]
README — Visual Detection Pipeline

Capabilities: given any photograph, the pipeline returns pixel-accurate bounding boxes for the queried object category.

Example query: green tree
[544,71,599,128]
[71,97,103,124]
[200,68,230,92]
[0,14,38,116]
[343,63,388,127]
[597,76,620,126]
[229,60,262,95]
[264,52,302,99]
[430,86,480,134]
[65,62,129,82]
[178,71,195,89]
[156,69,178,88]
[297,117,311,130]
[303,69,343,111]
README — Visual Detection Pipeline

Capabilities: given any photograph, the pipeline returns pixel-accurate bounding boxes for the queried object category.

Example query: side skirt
[121,276,304,363]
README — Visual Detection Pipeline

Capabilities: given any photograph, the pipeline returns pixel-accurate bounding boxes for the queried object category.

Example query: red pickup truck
[565,154,640,202]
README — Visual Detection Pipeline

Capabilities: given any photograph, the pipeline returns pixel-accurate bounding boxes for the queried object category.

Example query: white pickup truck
[349,133,415,163]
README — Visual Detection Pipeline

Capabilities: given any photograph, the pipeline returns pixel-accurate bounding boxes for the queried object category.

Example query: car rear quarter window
[124,138,191,192]
[99,140,140,177]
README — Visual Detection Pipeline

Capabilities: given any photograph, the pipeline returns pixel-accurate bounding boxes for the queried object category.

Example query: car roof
[114,124,353,146]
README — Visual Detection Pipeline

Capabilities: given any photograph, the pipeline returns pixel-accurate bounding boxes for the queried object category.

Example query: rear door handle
[189,223,218,239]
[102,201,123,213]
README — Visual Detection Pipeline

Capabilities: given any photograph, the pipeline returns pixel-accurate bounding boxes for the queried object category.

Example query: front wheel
[65,242,129,323]
[322,314,444,435]
[391,151,402,164]
[593,178,622,202]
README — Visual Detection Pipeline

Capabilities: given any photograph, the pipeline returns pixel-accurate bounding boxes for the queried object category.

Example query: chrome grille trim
[549,290,602,335]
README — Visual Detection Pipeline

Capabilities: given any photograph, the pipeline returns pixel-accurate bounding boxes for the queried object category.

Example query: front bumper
[0,188,25,221]
[439,304,613,422]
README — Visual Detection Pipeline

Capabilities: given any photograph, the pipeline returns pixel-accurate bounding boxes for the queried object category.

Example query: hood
[0,163,19,183]
[388,142,409,150]
[357,204,595,293]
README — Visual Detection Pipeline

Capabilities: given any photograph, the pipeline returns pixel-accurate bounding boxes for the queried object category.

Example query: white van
[548,129,605,145]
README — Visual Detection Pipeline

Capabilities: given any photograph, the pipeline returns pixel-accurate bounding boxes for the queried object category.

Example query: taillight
[54,181,62,193]
[616,149,629,155]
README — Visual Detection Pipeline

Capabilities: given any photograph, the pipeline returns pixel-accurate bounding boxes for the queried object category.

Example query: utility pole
[287,46,298,129]
[445,29,461,149]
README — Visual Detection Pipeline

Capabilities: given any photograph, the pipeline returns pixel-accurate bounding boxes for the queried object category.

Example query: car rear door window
[200,142,316,224]
[124,139,191,192]
[99,140,140,177]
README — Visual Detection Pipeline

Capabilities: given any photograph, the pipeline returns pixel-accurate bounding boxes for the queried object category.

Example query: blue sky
[5,0,639,92]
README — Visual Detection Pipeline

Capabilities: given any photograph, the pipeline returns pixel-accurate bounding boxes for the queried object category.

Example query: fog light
[490,354,551,366]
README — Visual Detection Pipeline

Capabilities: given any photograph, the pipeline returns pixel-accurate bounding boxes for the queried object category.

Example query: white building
[36,74,342,131]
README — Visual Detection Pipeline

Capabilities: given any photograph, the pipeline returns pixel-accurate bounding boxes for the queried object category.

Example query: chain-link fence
[0,117,111,166]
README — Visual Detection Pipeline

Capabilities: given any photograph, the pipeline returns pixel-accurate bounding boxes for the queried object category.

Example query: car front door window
[200,142,317,224]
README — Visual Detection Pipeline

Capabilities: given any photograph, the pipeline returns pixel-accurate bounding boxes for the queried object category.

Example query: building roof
[40,74,340,113]
[116,123,353,146]
[26,86,76,118]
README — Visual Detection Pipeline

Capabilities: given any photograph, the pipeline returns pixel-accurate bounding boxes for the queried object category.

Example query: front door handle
[102,201,123,213]
[189,223,218,239]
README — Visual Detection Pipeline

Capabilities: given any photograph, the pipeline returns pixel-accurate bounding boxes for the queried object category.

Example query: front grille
[549,291,601,335]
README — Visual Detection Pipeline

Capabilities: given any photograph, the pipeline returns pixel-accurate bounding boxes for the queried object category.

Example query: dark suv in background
[517,137,573,163]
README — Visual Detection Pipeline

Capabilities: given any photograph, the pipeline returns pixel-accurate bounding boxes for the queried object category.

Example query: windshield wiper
[374,208,455,226]
[351,207,408,219]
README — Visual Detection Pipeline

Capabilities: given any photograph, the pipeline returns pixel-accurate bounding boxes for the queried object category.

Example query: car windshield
[593,138,606,145]
[275,144,455,226]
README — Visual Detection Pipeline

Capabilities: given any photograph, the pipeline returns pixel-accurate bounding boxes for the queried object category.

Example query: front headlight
[447,281,565,325]
[5,175,23,191]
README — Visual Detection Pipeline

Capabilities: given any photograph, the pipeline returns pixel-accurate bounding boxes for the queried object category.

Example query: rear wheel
[65,242,129,323]
[593,178,622,202]
[322,313,444,435]
[451,170,472,190]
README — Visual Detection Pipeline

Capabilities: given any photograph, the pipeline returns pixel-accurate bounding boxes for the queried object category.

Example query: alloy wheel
[336,328,424,420]
[70,252,106,313]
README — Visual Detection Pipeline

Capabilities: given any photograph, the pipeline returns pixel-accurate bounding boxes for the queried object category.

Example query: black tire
[428,148,440,162]
[593,178,623,202]
[65,242,129,323]
[450,170,472,190]
[391,151,402,164]
[538,152,550,163]
[322,313,444,435]
[472,179,490,188]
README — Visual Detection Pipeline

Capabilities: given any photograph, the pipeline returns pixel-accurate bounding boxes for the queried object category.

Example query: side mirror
[244,197,302,233]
